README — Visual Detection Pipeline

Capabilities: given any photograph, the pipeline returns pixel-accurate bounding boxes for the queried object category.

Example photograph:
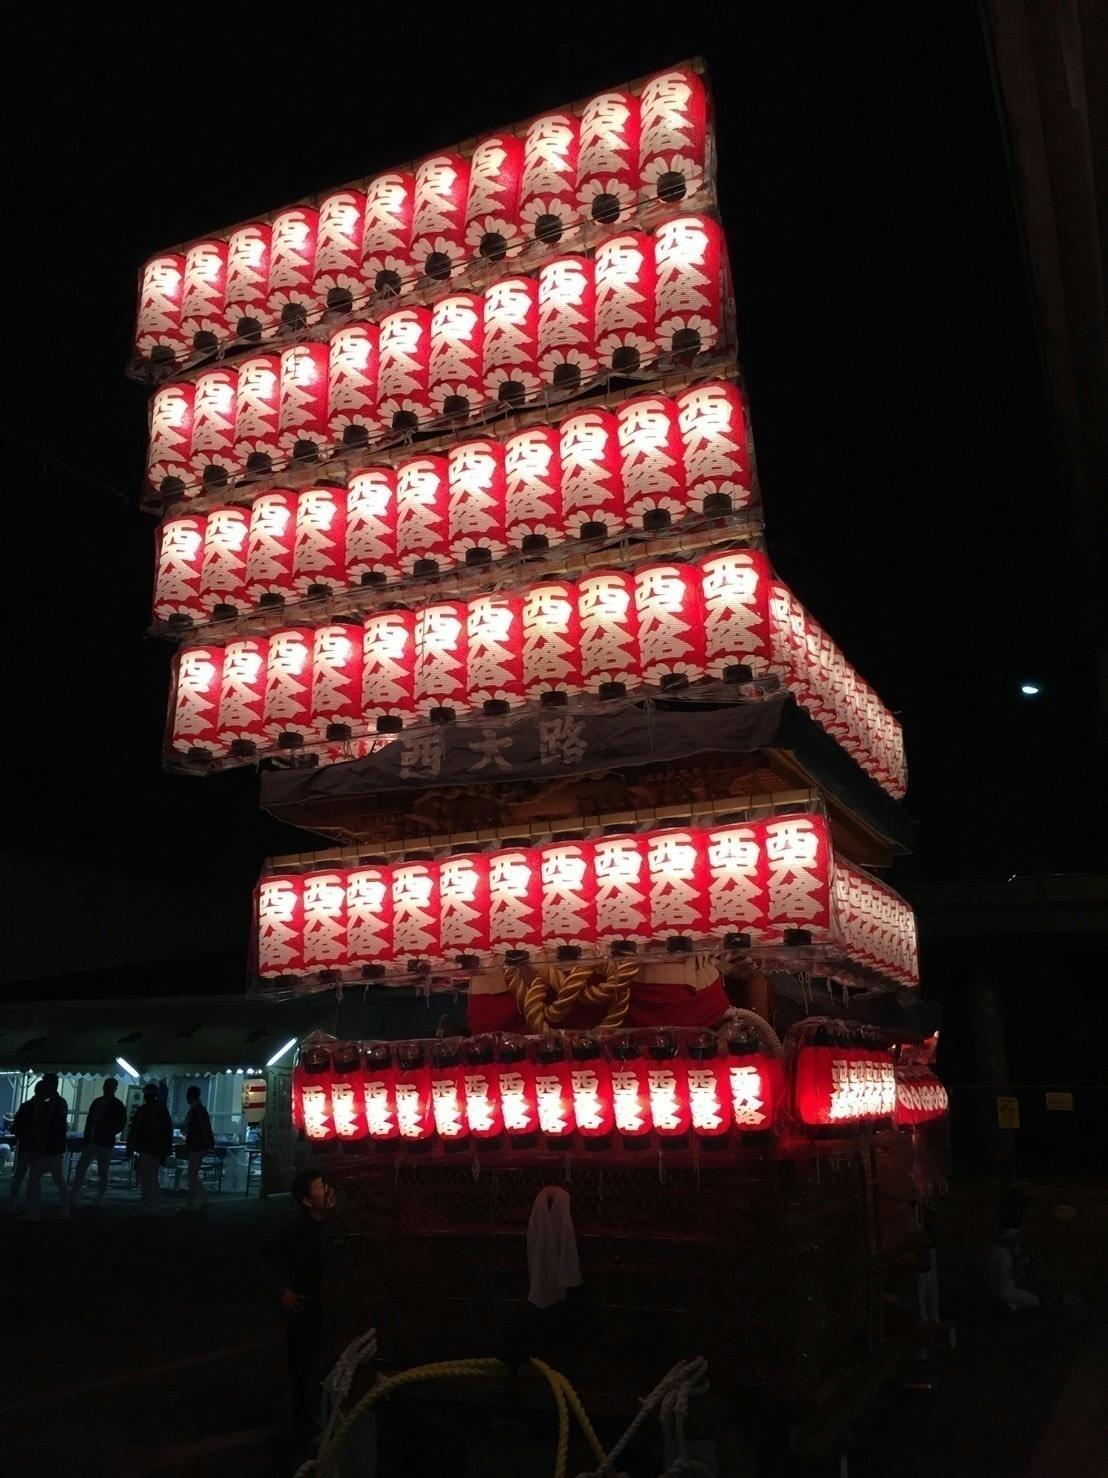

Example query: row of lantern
[252,813,920,988]
[134,68,710,363]
[145,217,726,501]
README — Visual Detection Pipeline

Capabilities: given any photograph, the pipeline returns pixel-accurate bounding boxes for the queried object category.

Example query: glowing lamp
[146,382,195,502]
[705,821,766,943]
[488,847,544,958]
[638,68,708,204]
[763,813,832,942]
[646,1033,691,1138]
[392,861,440,966]
[497,1038,540,1141]
[539,840,595,956]
[578,569,640,698]
[217,636,268,757]
[461,1038,504,1140]
[245,489,298,608]
[267,205,319,333]
[294,1049,334,1143]
[362,1042,400,1141]
[301,869,349,975]
[569,1035,614,1139]
[181,240,229,353]
[346,466,399,585]
[676,380,752,515]
[200,505,251,618]
[378,306,433,432]
[594,231,656,373]
[234,353,282,475]
[538,255,596,393]
[429,1040,470,1146]
[312,622,363,740]
[279,342,329,462]
[618,395,689,530]
[189,368,239,492]
[361,609,416,731]
[894,1067,948,1127]
[347,861,394,973]
[654,214,723,359]
[430,293,485,420]
[294,484,347,597]
[153,514,207,626]
[448,438,507,565]
[698,547,772,680]
[519,113,579,246]
[226,224,272,341]
[685,1033,731,1139]
[327,322,380,449]
[263,626,315,748]
[482,275,540,406]
[135,253,186,364]
[593,833,650,946]
[329,1043,369,1142]
[412,153,470,283]
[534,1037,576,1140]
[607,1036,652,1140]
[633,561,706,688]
[576,90,640,226]
[313,188,366,314]
[396,454,451,575]
[724,1028,779,1132]
[393,1042,435,1142]
[256,873,305,980]
[467,592,525,714]
[439,852,491,963]
[414,599,468,721]
[647,828,709,945]
[169,645,226,764]
[362,172,416,299]
[522,580,582,703]
[794,1034,897,1126]
[464,133,524,262]
[559,408,625,539]
[505,426,563,552]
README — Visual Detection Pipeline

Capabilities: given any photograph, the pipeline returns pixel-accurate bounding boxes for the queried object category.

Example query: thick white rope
[293,1326,378,1478]
[575,1356,710,1478]
[719,1006,784,1056]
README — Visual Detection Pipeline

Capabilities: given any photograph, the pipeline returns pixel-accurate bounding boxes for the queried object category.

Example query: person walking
[182,1085,215,1211]
[71,1077,128,1207]
[273,1170,335,1444]
[26,1073,70,1221]
[8,1081,45,1209]
[127,1082,172,1214]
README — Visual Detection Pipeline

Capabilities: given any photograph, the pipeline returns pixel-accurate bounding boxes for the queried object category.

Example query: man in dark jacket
[127,1082,173,1214]
[182,1084,215,1210]
[8,1082,44,1209]
[276,1170,335,1442]
[26,1073,69,1221]
[71,1077,128,1207]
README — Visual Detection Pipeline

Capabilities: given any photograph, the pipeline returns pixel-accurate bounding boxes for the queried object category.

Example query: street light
[1020,682,1042,697]
[266,1037,298,1068]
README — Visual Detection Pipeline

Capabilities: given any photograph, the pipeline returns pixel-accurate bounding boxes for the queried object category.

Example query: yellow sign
[996,1096,1020,1129]
[1045,1092,1073,1112]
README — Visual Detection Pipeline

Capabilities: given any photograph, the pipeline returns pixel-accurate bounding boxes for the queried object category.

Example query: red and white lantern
[646,1036,691,1139]
[313,188,366,312]
[414,600,468,719]
[676,380,752,514]
[362,171,416,298]
[361,608,416,731]
[234,352,283,475]
[608,1037,652,1139]
[638,68,708,205]
[294,484,347,596]
[578,569,640,696]
[634,561,706,687]
[647,828,709,943]
[245,489,298,607]
[294,1051,334,1143]
[153,514,206,625]
[447,438,507,565]
[301,869,348,975]
[576,90,640,225]
[392,862,440,964]
[594,231,656,373]
[226,224,272,340]
[217,636,268,756]
[396,454,450,575]
[504,426,562,551]
[488,847,544,957]
[256,873,305,980]
[461,1039,504,1140]
[569,1037,614,1139]
[705,821,766,942]
[327,322,380,448]
[189,368,239,491]
[537,254,596,392]
[467,592,524,713]
[347,862,394,973]
[429,1041,470,1145]
[412,153,469,283]
[346,467,399,586]
[430,293,484,419]
[267,205,319,332]
[146,381,195,500]
[312,622,363,739]
[169,645,225,761]
[794,1036,897,1126]
[497,1040,540,1139]
[361,1042,400,1141]
[279,342,329,460]
[519,112,579,247]
[378,306,432,431]
[559,408,625,538]
[522,580,582,703]
[725,1032,779,1132]
[593,833,651,945]
[654,214,723,358]
[464,133,524,262]
[329,1045,369,1142]
[698,547,772,679]
[393,1043,435,1142]
[439,853,491,962]
[539,840,595,954]
[618,395,688,530]
[763,813,832,942]
[135,253,186,362]
[181,240,229,351]
[534,1039,576,1140]
[894,1067,948,1127]
[685,1035,732,1139]
[482,275,540,406]
[263,626,315,746]
[200,504,250,618]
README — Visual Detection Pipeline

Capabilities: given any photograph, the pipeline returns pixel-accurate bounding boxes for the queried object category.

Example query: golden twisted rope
[504,958,637,1034]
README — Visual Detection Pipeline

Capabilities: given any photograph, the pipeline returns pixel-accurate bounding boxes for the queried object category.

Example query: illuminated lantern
[392,861,439,964]
[467,592,524,714]
[894,1067,947,1127]
[169,645,225,763]
[705,820,765,944]
[533,1037,575,1139]
[724,1027,778,1132]
[638,68,708,204]
[539,839,595,956]
[634,562,706,688]
[329,1043,368,1142]
[393,1042,435,1143]
[327,322,380,449]
[313,188,366,313]
[464,133,524,262]
[497,1037,540,1142]
[676,380,752,515]
[505,426,562,552]
[256,873,304,980]
[646,1032,691,1139]
[593,833,650,946]
[200,504,250,619]
[362,608,416,732]
[576,89,640,226]
[654,214,723,359]
[226,224,272,341]
[301,868,349,976]
[439,852,490,964]
[412,153,469,283]
[685,1032,731,1139]
[181,240,229,352]
[488,847,544,958]
[153,514,206,626]
[569,1035,614,1140]
[346,467,399,586]
[607,1034,652,1142]
[362,172,416,299]
[263,626,315,747]
[482,276,540,406]
[312,622,363,740]
[294,484,347,597]
[594,231,656,373]
[347,860,393,974]
[698,548,772,681]
[448,438,507,565]
[522,580,581,703]
[578,569,640,697]
[279,342,329,462]
[189,368,239,492]
[519,112,579,247]
[794,1031,897,1126]
[559,408,625,538]
[763,813,832,942]
[135,253,186,363]
[537,255,596,393]
[362,1041,400,1142]
[245,489,298,607]
[396,454,451,576]
[429,1039,470,1147]
[146,382,195,502]
[295,1048,334,1144]
[461,1037,504,1141]
[647,828,709,945]
[378,306,433,431]
[618,395,688,530]
[267,205,319,332]
[414,600,468,721]
[430,293,484,420]
[234,353,283,475]
[217,635,268,757]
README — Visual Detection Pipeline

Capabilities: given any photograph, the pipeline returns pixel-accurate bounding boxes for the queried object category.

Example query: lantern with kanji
[393,1041,435,1143]
[414,599,468,721]
[497,1036,540,1144]
[594,231,656,373]
[461,1037,504,1142]
[705,820,765,946]
[327,322,380,449]
[361,171,415,298]
[146,381,195,502]
[226,224,272,341]
[267,205,319,332]
[647,828,709,946]
[314,188,366,314]
[522,580,582,704]
[576,90,640,226]
[639,68,708,204]
[135,253,186,364]
[293,484,347,597]
[634,561,706,688]
[538,255,596,393]
[329,1042,369,1142]
[569,1034,614,1141]
[439,852,490,966]
[559,408,625,539]
[539,840,595,958]
[578,569,640,698]
[429,292,484,420]
[676,380,752,514]
[505,426,563,552]
[190,368,239,491]
[361,609,416,732]
[361,1041,400,1142]
[533,1036,576,1140]
[482,275,540,406]
[646,1031,691,1140]
[301,869,349,977]
[724,1026,779,1133]
[763,813,832,943]
[312,622,363,741]
[685,1032,731,1140]
[593,832,651,948]
[199,504,250,619]
[264,626,315,748]
[429,1039,470,1148]
[279,342,329,462]
[396,454,450,576]
[894,1067,948,1127]
[618,395,689,530]
[378,306,433,432]
[607,1034,652,1143]
[794,1029,896,1127]
[654,214,723,358]
[294,1045,334,1144]
[448,438,507,566]
[233,352,282,475]
[153,513,206,626]
[180,240,229,355]
[392,861,440,966]
[169,645,225,764]
[467,592,524,714]
[256,872,305,981]
[519,112,579,246]
[698,547,772,681]
[346,466,399,586]
[347,860,393,975]
[488,847,544,959]
[464,134,524,262]
[412,153,469,283]
[217,636,268,757]
[246,488,298,607]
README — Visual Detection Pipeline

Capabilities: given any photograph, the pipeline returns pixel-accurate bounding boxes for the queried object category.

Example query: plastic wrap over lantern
[488,847,543,957]
[217,636,268,757]
[634,561,705,688]
[439,853,491,962]
[153,514,206,625]
[267,205,319,333]
[256,873,304,980]
[522,580,582,703]
[393,1043,435,1141]
[467,592,524,714]
[414,600,468,721]
[448,438,507,565]
[505,427,562,552]
[293,485,346,596]
[705,821,766,943]
[378,306,432,432]
[594,231,656,373]
[519,112,579,246]
[181,240,229,352]
[576,90,640,225]
[646,1034,691,1139]
[327,322,380,449]
[189,368,239,492]
[392,863,440,965]
[559,409,625,539]
[313,188,366,314]
[264,626,315,747]
[569,1036,614,1138]
[146,382,195,501]
[226,224,272,341]
[347,862,393,973]
[676,380,752,514]
[169,645,225,762]
[482,276,540,406]
[763,813,832,941]
[698,547,772,679]
[608,1036,652,1139]
[638,68,708,204]
[618,395,688,530]
[654,214,723,358]
[301,869,348,975]
[346,467,399,586]
[362,609,416,731]
[593,834,650,945]
[361,1042,400,1140]
[199,505,250,618]
[279,342,329,461]
[538,255,596,393]
[647,828,709,943]
[312,622,363,740]
[246,489,298,608]
[136,253,186,363]
[233,353,282,475]
[534,1037,575,1139]
[396,454,450,575]
[464,134,524,262]
[412,153,469,284]
[361,172,415,299]
[430,293,484,420]
[578,569,640,697]
[539,840,595,955]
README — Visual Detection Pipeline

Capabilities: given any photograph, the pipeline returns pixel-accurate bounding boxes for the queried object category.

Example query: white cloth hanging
[527,1184,582,1309]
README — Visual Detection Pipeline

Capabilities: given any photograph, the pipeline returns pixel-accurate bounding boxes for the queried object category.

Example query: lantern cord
[0,427,138,512]
[719,1006,783,1057]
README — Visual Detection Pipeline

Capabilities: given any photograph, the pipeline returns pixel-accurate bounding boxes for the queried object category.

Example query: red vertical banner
[199,505,250,618]
[762,813,833,942]
[519,112,579,247]
[430,292,485,419]
[294,484,347,596]
[638,68,708,204]
[538,254,596,392]
[414,600,469,719]
[181,240,229,351]
[169,646,226,761]
[153,513,207,624]
[594,231,656,373]
[593,833,651,946]
[576,90,640,226]
[467,592,525,713]
[135,253,186,363]
[263,626,315,746]
[705,821,766,941]
[267,205,319,331]
[505,426,563,552]
[146,381,195,500]
[361,608,416,730]
[448,438,507,565]
[256,873,305,980]
[378,306,433,431]
[217,635,268,756]
[646,828,709,943]
[392,862,440,964]
[313,188,366,312]
[618,395,689,530]
[412,153,470,283]
[559,408,625,538]
[464,133,524,262]
[698,547,772,678]
[312,622,363,739]
[522,580,582,702]
[279,342,329,461]
[245,489,298,607]
[396,454,451,575]
[676,380,752,514]
[539,840,596,954]
[578,569,640,696]
[482,275,540,405]
[361,172,415,298]
[225,224,272,341]
[190,367,239,492]
[361,1043,400,1141]
[633,561,706,687]
[488,848,544,957]
[234,352,283,475]
[654,214,723,358]
[327,322,380,448]
[301,869,349,975]
[346,467,399,585]
[346,862,394,973]
[439,852,491,962]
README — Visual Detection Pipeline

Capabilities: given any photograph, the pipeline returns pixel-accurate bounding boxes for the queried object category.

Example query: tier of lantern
[132,66,714,375]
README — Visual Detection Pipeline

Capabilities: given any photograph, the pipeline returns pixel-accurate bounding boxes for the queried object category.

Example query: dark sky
[4,6,1102,983]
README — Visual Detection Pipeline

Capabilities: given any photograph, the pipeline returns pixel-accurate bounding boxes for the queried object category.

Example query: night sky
[5,7,1102,988]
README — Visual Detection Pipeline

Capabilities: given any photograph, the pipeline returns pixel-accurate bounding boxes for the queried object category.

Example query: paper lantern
[594,231,656,373]
[361,172,415,298]
[301,869,349,975]
[169,645,225,762]
[654,214,723,358]
[705,821,765,943]
[361,1042,400,1141]
[181,240,229,353]
[313,188,366,313]
[482,275,540,405]
[559,408,625,538]
[763,814,832,941]
[533,1037,576,1139]
[414,600,468,720]
[294,1051,334,1144]
[576,90,640,226]
[234,353,283,475]
[794,1035,897,1126]
[538,255,596,392]
[522,580,582,703]
[257,873,305,979]
[698,547,772,680]
[347,861,394,973]
[685,1033,731,1138]
[246,489,298,607]
[618,395,689,530]
[189,368,239,492]
[439,852,491,963]
[593,833,651,946]
[430,293,485,419]
[676,380,752,514]
[312,622,363,740]
[267,205,319,332]
[646,1033,691,1138]
[412,153,469,283]
[226,224,272,341]
[264,626,315,747]
[135,253,186,363]
[327,322,380,449]
[393,1042,435,1142]
[200,504,250,618]
[392,861,440,964]
[724,1030,778,1132]
[497,1038,540,1141]
[448,438,507,565]
[607,1036,652,1140]
[362,609,416,732]
[279,342,329,461]
[638,68,708,204]
[429,1040,470,1145]
[146,382,195,501]
[647,828,709,943]
[396,454,451,575]
[894,1068,947,1127]
[378,306,433,431]
[217,635,268,756]
[467,592,524,714]
[461,1038,504,1140]
[464,133,524,262]
[293,484,347,596]
[569,1035,614,1139]
[505,426,563,552]
[634,562,706,688]
[578,569,640,697]
[539,840,595,955]
[519,112,580,247]
[153,514,206,625]
[329,1044,369,1142]
[346,466,399,585]
[488,847,544,957]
